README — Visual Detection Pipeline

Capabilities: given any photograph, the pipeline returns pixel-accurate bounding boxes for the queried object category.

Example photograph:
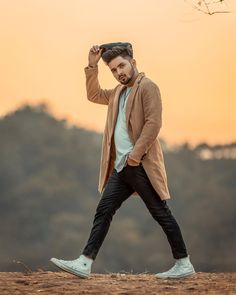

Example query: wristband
[88,64,97,68]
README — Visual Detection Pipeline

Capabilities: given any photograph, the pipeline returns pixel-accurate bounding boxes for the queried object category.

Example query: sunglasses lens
[100,42,133,58]
[100,42,132,51]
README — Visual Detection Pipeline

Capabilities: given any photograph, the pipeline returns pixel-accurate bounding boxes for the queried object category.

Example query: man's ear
[131,58,136,66]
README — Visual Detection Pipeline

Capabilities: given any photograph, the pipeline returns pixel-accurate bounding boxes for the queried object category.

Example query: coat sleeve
[84,65,115,105]
[128,81,162,163]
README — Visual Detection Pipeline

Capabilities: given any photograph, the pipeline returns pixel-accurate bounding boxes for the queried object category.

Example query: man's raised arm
[84,45,114,105]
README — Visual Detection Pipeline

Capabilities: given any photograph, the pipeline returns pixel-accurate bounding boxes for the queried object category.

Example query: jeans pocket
[127,163,142,168]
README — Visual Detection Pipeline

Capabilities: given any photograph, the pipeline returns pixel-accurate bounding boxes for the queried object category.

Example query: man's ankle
[81,254,94,261]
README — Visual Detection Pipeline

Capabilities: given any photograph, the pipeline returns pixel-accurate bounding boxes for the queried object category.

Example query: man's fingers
[90,45,101,54]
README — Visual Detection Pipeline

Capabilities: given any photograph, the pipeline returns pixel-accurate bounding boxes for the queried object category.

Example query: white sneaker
[155,255,196,279]
[50,254,94,279]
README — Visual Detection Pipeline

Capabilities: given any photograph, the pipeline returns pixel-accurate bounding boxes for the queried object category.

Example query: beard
[119,65,135,85]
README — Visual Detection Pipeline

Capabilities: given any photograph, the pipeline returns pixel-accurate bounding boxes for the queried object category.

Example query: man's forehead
[108,56,128,69]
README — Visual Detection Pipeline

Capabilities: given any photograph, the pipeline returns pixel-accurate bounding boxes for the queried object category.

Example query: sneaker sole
[50,258,89,279]
[155,270,196,279]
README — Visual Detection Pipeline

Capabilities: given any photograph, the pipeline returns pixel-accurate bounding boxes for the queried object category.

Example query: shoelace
[167,263,179,273]
[166,260,187,273]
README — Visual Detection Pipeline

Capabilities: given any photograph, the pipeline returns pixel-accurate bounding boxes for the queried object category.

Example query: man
[50,42,195,279]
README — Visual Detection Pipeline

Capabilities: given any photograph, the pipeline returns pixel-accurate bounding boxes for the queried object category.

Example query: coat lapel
[125,72,145,129]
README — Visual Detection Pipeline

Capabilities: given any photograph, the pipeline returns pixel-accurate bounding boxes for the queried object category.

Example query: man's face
[107,56,136,85]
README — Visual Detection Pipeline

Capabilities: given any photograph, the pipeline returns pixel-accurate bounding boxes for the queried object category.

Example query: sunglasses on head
[99,42,133,55]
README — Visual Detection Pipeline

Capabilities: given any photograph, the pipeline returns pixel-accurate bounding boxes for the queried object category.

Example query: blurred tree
[0,104,235,273]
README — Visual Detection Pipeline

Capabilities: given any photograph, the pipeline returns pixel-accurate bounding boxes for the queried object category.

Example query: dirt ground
[0,271,235,295]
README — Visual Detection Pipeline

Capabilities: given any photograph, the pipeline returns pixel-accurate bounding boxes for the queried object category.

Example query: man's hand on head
[88,45,103,67]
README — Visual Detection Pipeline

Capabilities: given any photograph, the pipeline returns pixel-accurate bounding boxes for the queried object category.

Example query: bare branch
[13,259,33,273]
[185,0,231,15]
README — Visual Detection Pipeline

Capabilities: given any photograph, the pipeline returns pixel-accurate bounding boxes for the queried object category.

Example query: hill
[0,104,235,273]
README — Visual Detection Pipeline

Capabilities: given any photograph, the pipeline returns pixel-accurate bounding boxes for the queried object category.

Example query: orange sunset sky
[0,0,235,148]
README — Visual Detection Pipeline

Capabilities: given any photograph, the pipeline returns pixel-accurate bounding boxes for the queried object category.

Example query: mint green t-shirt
[114,86,134,173]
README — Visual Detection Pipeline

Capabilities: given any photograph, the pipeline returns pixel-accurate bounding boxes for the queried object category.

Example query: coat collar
[110,72,145,142]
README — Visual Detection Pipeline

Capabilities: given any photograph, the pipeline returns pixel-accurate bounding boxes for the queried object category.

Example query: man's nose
[117,68,123,75]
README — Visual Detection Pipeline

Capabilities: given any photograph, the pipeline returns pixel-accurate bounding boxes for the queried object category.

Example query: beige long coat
[84,65,171,200]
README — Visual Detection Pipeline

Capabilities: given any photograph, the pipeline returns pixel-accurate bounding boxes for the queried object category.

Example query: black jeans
[82,163,188,260]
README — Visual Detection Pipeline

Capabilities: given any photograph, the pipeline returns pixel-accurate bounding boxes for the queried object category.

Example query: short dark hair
[101,45,133,64]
